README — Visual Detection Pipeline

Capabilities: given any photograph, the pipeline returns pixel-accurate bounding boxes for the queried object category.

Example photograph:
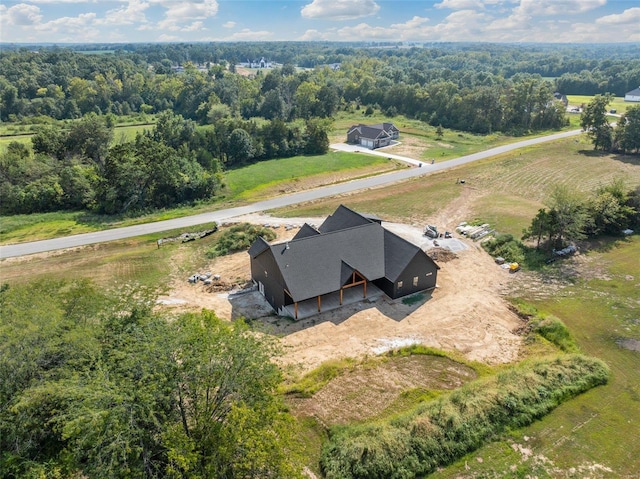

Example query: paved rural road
[0,129,583,259]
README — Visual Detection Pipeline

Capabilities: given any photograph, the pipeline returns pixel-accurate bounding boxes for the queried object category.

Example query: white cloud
[435,0,484,10]
[301,0,380,21]
[226,28,273,40]
[596,7,640,25]
[222,20,236,28]
[24,0,96,3]
[34,12,97,33]
[181,20,204,32]
[158,33,179,41]
[515,0,606,17]
[2,3,43,26]
[23,11,100,42]
[156,0,219,30]
[99,0,149,26]
[299,28,326,40]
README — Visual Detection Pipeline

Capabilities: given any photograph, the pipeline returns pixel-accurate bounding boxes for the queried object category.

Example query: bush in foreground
[320,355,608,479]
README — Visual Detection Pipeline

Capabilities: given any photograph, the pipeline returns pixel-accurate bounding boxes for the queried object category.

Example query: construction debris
[424,224,439,238]
[157,226,218,247]
[553,244,577,257]
[427,247,458,263]
[455,222,494,241]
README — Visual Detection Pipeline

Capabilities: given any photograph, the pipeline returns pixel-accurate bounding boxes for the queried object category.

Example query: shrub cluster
[531,316,578,353]
[206,223,277,258]
[482,233,526,264]
[320,355,608,479]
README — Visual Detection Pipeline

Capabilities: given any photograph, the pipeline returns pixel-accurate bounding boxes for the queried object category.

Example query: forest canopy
[0,280,302,479]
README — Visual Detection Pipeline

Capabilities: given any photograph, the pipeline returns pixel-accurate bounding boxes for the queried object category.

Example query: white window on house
[397,280,403,288]
[426,272,433,276]
[413,276,419,287]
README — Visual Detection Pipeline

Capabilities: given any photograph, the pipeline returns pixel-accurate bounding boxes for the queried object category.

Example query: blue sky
[1,0,639,44]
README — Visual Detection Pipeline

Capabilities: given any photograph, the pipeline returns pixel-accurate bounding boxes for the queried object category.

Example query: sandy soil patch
[159,215,525,374]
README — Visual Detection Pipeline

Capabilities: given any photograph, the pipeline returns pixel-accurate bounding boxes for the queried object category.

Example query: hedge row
[320,354,609,479]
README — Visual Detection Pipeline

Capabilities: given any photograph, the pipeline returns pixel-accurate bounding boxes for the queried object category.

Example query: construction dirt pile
[427,247,458,262]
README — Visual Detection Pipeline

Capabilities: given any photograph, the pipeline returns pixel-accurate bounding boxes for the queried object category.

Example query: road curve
[0,129,583,259]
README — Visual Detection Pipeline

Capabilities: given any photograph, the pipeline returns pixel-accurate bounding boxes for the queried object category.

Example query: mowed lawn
[568,95,632,115]
[223,151,395,200]
[331,111,519,162]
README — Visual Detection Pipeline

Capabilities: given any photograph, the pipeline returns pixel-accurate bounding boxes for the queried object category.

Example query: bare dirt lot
[159,214,525,374]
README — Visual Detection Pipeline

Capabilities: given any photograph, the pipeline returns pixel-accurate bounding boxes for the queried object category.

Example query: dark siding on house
[250,250,287,312]
[373,277,395,298]
[390,250,438,298]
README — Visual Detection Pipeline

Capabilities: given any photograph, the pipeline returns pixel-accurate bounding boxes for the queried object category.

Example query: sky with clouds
[0,0,638,44]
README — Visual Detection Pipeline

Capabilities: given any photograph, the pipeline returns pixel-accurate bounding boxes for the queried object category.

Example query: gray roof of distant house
[626,87,640,96]
[347,124,392,140]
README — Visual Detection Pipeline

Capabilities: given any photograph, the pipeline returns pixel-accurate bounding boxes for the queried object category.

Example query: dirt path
[159,216,524,374]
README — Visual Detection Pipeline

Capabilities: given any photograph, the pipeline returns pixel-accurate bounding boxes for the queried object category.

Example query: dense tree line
[581,97,640,154]
[522,182,640,249]
[0,111,329,215]
[2,43,639,132]
[0,280,302,478]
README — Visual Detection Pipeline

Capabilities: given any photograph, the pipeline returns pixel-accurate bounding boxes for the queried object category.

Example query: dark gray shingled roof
[347,124,392,141]
[248,236,270,258]
[319,204,372,233]
[368,122,398,132]
[249,205,439,303]
[292,223,321,240]
[383,229,421,281]
[271,222,385,301]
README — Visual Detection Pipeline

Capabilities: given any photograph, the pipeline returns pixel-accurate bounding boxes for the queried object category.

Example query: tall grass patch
[320,355,608,479]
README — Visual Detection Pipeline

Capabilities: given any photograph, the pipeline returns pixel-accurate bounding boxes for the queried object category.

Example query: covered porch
[280,282,384,320]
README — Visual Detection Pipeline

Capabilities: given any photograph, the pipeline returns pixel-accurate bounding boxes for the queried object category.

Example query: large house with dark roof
[248,205,439,319]
[346,123,400,149]
[624,87,640,102]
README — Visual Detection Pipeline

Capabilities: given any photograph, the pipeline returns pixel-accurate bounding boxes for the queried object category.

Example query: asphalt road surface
[0,129,583,259]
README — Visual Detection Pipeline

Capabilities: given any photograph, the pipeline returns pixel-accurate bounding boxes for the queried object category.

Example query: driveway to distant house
[330,142,425,166]
[0,129,583,259]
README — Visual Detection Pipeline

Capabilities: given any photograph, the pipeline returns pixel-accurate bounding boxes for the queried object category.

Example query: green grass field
[225,151,394,200]
[568,95,632,115]
[0,115,156,145]
[278,134,640,232]
[429,237,640,478]
[330,111,542,163]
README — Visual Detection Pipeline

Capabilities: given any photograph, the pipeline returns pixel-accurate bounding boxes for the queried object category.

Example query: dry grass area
[288,355,477,426]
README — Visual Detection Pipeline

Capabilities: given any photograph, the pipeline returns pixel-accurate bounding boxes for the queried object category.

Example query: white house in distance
[624,87,640,102]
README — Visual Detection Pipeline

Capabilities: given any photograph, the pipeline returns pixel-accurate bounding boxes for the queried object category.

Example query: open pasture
[281,134,640,236]
[330,111,522,161]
